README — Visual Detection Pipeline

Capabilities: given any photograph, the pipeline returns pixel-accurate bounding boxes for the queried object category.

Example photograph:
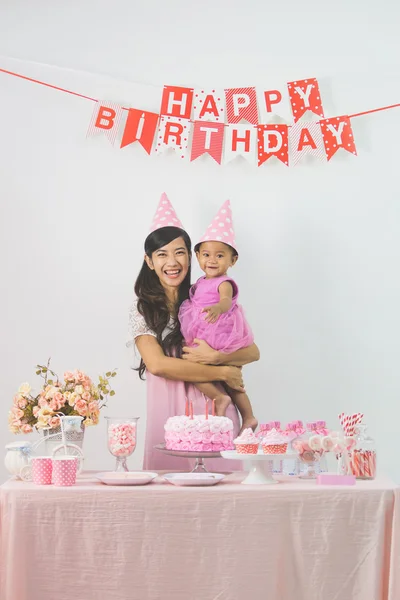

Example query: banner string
[1,66,400,120]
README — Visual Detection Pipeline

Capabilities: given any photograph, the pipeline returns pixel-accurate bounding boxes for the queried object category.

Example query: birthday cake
[164,415,235,452]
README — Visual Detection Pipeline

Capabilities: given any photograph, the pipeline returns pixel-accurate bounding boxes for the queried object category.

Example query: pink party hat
[196,200,237,252]
[149,193,184,232]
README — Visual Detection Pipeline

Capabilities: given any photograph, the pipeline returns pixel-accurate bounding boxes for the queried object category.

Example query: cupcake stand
[221,450,298,485]
[154,443,221,473]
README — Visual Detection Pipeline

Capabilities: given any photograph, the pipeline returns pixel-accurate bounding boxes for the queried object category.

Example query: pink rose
[88,401,98,412]
[49,416,60,428]
[202,432,212,442]
[64,371,75,382]
[75,399,88,416]
[53,392,64,403]
[12,408,24,419]
[18,398,28,409]
[33,406,40,417]
[13,419,22,428]
[180,431,190,442]
[191,432,203,443]
[38,397,48,408]
[82,392,91,402]
[210,433,223,444]
[75,370,86,383]
[21,424,33,434]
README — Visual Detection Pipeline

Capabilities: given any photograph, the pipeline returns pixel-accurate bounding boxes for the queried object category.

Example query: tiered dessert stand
[155,444,297,483]
[220,450,298,484]
[154,443,221,473]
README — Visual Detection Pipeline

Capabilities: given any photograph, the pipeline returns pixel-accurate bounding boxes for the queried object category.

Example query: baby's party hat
[149,192,184,232]
[196,199,237,253]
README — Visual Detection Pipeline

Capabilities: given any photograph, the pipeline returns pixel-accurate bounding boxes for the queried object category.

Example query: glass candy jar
[349,424,376,479]
[106,417,139,472]
[294,422,326,479]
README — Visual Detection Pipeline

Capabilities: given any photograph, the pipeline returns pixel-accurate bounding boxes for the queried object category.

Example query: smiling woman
[128,195,260,471]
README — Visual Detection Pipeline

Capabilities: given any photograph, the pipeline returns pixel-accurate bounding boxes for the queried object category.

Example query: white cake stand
[220,450,298,484]
[154,444,221,473]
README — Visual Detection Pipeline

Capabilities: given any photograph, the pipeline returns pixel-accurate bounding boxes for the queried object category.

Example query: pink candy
[108,423,137,457]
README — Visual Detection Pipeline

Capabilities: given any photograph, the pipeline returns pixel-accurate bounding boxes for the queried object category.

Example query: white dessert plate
[163,473,225,487]
[95,471,158,486]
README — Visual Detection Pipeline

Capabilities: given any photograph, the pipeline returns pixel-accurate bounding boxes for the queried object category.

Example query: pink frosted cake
[164,415,234,452]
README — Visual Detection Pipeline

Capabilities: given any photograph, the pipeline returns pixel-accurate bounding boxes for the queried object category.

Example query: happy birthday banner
[88,79,360,167]
[1,66,400,168]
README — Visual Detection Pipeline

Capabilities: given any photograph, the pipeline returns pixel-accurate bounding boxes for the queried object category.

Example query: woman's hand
[182,339,220,364]
[223,366,244,392]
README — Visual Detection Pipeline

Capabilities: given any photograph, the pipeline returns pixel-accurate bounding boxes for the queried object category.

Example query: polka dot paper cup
[20,456,53,485]
[235,443,259,455]
[52,456,78,486]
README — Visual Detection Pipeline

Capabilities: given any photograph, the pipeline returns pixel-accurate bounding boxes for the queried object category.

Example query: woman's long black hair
[134,226,192,379]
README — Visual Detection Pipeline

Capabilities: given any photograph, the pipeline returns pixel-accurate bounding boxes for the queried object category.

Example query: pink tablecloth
[1,472,399,600]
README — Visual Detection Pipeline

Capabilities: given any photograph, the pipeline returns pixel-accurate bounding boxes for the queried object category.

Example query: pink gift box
[317,473,356,486]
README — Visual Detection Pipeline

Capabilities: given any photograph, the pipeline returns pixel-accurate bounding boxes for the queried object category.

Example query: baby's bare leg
[194,383,231,416]
[227,387,258,434]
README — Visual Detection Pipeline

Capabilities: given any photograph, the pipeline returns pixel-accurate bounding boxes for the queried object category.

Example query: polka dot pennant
[192,89,225,122]
[196,200,237,253]
[319,116,357,161]
[288,121,326,166]
[287,78,325,123]
[154,115,191,159]
[149,193,184,233]
[257,124,289,167]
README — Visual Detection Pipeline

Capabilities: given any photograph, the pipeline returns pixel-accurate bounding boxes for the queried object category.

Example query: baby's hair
[194,241,238,258]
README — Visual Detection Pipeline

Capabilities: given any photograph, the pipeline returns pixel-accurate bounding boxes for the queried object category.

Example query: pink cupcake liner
[235,443,259,454]
[262,443,288,455]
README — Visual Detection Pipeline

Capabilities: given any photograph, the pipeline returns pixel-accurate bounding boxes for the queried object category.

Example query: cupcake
[262,428,288,454]
[233,428,259,454]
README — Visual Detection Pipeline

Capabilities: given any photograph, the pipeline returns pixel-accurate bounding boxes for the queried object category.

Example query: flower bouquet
[8,360,117,434]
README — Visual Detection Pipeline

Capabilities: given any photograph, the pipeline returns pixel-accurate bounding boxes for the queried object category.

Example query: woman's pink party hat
[196,199,237,253]
[149,193,184,232]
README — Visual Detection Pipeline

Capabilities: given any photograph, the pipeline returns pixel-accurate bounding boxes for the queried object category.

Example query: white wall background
[0,0,399,482]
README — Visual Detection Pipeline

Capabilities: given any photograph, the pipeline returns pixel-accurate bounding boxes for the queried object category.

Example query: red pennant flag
[160,86,194,120]
[257,124,289,166]
[287,78,324,123]
[319,116,357,161]
[190,121,225,164]
[225,87,258,124]
[120,109,159,154]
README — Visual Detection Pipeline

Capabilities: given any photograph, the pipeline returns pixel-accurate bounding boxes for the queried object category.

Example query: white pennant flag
[224,123,256,165]
[289,121,326,166]
[87,101,124,145]
[154,115,192,159]
[192,89,225,122]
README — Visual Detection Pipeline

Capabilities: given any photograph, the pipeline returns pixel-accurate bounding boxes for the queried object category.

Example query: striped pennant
[289,121,326,166]
[87,101,123,145]
[225,87,258,125]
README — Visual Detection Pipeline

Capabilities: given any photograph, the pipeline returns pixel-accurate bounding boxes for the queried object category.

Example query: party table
[1,472,399,600]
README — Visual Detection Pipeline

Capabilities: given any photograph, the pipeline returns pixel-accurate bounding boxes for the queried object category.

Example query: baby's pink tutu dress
[179,275,254,352]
